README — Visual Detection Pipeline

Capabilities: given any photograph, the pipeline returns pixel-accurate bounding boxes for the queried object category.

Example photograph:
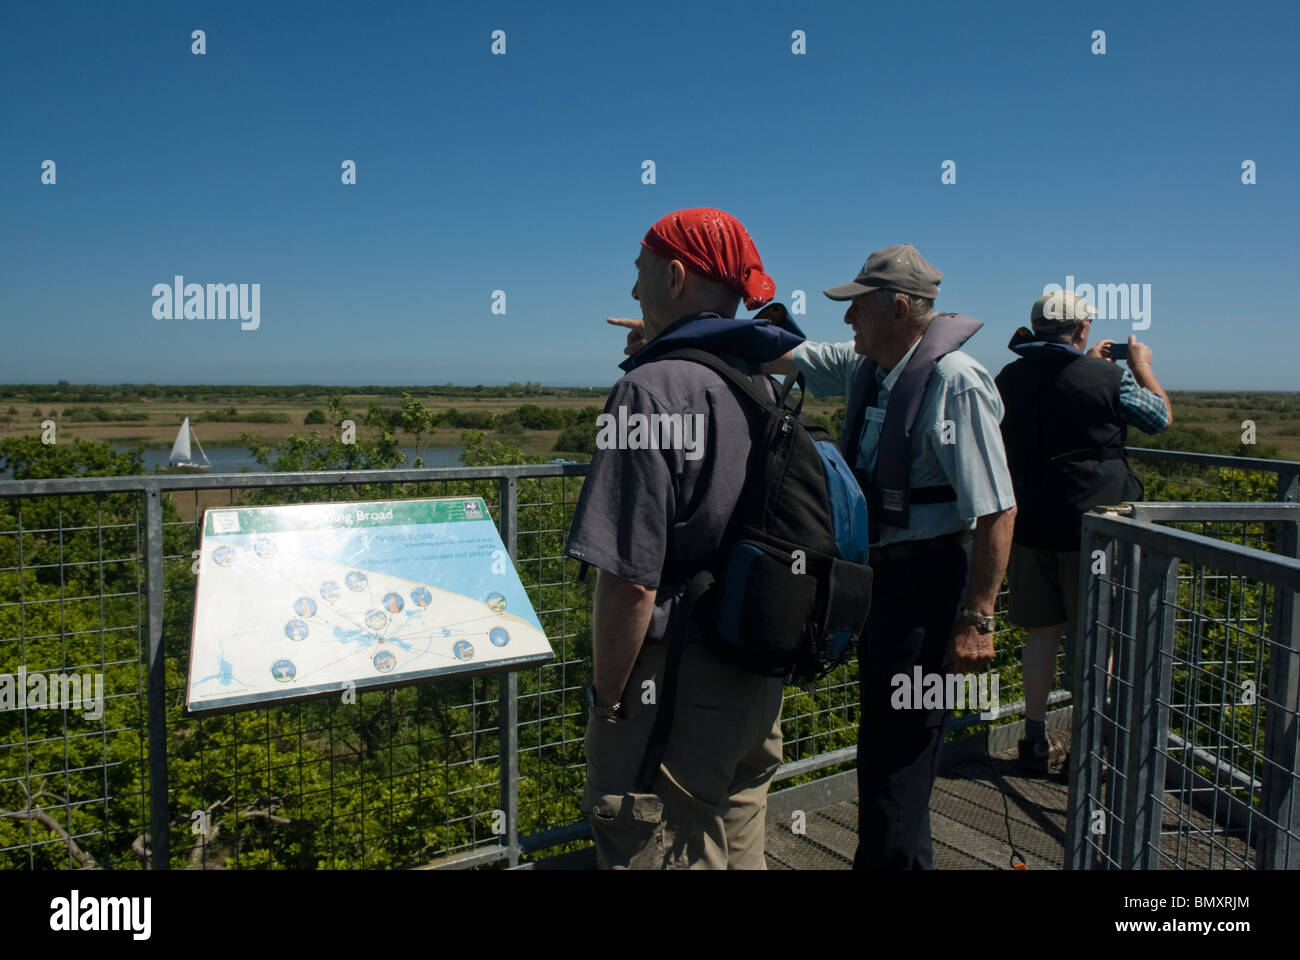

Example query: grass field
[2,390,1299,459]
[1149,391,1300,457]
[0,393,608,459]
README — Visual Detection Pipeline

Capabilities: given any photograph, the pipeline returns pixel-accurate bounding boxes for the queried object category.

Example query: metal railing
[1066,498,1300,869]
[944,447,1299,731]
[2,448,1297,869]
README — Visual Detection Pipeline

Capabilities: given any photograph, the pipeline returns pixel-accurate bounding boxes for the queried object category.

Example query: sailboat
[168,417,211,469]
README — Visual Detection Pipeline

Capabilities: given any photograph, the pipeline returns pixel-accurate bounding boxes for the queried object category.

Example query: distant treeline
[1175,392,1300,409]
[0,381,610,403]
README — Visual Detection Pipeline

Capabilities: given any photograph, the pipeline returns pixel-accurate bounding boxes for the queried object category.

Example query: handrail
[1080,511,1300,590]
[0,448,1294,496]
[1127,446,1300,475]
[0,461,586,496]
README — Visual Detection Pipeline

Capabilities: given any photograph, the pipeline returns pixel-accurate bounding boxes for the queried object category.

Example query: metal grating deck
[533,731,1260,869]
[764,754,1071,871]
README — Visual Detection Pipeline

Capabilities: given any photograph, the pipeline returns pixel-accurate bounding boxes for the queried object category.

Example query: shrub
[553,422,597,456]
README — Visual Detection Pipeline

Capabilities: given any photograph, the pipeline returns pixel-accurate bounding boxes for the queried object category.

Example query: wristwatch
[961,607,996,634]
[588,684,622,720]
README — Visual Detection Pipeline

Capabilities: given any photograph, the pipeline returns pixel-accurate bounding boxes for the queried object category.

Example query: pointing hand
[607,317,646,356]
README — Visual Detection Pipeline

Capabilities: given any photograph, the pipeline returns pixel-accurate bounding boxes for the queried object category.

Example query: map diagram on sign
[186,497,553,714]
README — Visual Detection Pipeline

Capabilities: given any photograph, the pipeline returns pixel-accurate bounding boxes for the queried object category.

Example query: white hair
[873,288,934,323]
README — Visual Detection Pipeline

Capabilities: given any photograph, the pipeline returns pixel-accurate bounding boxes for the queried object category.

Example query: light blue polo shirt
[793,338,1017,546]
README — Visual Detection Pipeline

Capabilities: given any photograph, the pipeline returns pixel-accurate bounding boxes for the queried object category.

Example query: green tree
[242,394,404,473]
[553,422,597,455]
[396,393,436,467]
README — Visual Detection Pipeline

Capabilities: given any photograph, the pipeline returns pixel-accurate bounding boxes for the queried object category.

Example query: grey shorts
[1007,544,1082,631]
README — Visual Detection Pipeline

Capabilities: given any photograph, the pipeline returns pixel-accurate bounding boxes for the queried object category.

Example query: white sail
[169,418,193,465]
[190,425,210,467]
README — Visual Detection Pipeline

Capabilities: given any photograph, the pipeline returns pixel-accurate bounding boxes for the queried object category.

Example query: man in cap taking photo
[995,291,1171,775]
[765,243,1018,869]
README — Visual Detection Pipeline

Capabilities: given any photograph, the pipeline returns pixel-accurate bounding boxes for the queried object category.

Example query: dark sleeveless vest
[994,348,1144,550]
[840,313,982,542]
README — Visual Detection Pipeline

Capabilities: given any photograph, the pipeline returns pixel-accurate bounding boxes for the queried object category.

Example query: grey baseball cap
[824,243,942,301]
[1031,291,1097,332]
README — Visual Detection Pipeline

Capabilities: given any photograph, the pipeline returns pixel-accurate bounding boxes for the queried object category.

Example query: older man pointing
[765,243,1017,869]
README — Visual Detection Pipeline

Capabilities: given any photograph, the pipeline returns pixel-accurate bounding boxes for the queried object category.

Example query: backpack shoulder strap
[627,346,784,793]
[632,568,711,792]
[653,346,797,412]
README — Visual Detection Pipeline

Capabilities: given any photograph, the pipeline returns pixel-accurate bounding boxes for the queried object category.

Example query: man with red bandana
[564,209,803,869]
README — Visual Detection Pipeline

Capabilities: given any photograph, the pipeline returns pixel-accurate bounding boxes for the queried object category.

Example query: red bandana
[641,208,776,310]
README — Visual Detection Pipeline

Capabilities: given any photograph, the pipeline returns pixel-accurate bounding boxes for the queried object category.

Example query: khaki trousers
[583,640,784,869]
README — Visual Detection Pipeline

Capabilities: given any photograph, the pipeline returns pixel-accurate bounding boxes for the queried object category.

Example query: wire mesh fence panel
[1130,449,1287,505]
[1069,535,1138,869]
[1070,507,1300,870]
[511,473,589,855]
[1153,557,1267,868]
[3,450,1297,869]
[0,491,149,869]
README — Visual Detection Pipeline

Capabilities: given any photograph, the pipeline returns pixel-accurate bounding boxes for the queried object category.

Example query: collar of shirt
[876,334,924,395]
[1009,338,1084,359]
[621,311,805,372]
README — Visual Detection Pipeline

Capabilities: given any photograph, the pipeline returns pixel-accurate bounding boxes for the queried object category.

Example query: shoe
[1017,737,1050,777]
[1054,749,1071,784]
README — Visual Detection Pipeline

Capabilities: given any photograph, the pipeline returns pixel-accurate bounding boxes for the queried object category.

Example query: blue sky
[2,0,1296,389]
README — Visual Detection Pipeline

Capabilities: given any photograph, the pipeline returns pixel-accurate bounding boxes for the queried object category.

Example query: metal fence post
[1099,539,1140,867]
[143,484,170,869]
[497,475,521,868]
[1123,552,1176,868]
[1275,466,1298,505]
[1259,501,1299,868]
[1068,520,1110,869]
